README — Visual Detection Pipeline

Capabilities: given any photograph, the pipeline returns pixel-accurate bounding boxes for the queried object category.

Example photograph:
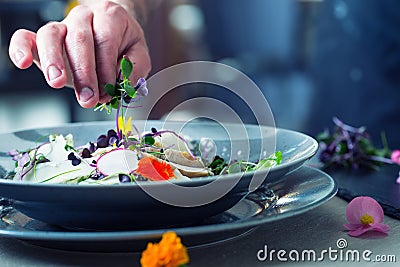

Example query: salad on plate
[6,57,281,185]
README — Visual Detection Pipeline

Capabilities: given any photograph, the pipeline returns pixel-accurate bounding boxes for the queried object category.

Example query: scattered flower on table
[140,231,189,267]
[391,150,400,165]
[343,196,390,237]
[317,117,400,183]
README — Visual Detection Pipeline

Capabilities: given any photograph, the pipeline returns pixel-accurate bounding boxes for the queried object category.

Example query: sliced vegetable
[96,148,139,176]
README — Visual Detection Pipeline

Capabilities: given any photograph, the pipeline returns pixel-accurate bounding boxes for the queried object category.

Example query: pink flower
[391,150,400,165]
[343,196,390,237]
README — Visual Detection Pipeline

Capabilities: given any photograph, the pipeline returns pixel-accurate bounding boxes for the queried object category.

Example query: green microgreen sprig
[94,55,136,113]
[209,151,283,175]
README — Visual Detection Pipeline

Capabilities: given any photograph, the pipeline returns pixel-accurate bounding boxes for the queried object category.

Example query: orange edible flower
[136,157,175,181]
[140,232,189,267]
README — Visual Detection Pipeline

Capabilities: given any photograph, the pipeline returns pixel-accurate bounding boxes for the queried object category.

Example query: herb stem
[368,155,394,164]
[39,169,81,183]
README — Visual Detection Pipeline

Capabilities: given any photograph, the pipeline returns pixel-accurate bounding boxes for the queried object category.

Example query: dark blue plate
[0,166,336,252]
[0,121,317,230]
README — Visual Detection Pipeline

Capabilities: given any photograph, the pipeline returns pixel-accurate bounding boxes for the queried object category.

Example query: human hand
[8,1,151,108]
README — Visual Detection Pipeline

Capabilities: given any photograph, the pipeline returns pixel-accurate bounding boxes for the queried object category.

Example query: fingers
[36,22,68,88]
[125,39,152,83]
[92,2,121,103]
[9,2,152,109]
[9,29,38,70]
[63,5,99,108]
[92,1,151,103]
[120,15,152,83]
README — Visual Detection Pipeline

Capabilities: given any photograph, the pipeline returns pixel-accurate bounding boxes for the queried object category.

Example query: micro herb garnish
[209,151,282,175]
[228,151,283,174]
[64,144,76,151]
[209,156,227,174]
[94,55,143,114]
[318,117,393,170]
[93,55,147,148]
[252,151,283,170]
[142,135,156,146]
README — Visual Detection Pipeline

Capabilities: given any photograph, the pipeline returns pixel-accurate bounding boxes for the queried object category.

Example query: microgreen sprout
[318,117,393,170]
[208,151,282,175]
[94,55,147,114]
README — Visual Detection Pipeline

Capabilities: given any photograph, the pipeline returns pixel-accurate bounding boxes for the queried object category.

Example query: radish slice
[96,149,139,176]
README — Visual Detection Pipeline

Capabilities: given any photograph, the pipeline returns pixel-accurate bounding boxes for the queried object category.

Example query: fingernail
[47,65,62,81]
[79,87,94,102]
[14,50,24,64]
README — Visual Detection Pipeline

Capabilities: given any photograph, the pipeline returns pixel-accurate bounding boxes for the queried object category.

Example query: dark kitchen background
[0,0,399,147]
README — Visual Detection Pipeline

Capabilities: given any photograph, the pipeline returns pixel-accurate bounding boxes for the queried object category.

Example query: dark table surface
[0,197,398,267]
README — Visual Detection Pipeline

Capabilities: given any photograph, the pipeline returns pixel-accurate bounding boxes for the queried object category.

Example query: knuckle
[14,29,30,37]
[37,22,62,37]
[67,4,91,17]
[99,1,125,17]
[95,33,117,50]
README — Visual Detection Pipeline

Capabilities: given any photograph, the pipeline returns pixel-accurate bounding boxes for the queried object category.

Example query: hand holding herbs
[94,55,148,113]
[7,57,282,185]
[8,1,151,108]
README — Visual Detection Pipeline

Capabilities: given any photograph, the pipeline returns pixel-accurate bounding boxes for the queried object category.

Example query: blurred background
[0,0,399,147]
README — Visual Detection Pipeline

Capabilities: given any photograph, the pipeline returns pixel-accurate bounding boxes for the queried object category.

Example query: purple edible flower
[9,149,30,168]
[135,78,148,96]
[7,149,19,157]
[17,153,30,168]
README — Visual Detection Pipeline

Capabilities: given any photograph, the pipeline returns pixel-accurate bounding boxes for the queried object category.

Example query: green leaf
[142,135,155,146]
[94,103,104,110]
[255,159,276,169]
[128,137,138,142]
[36,155,48,164]
[121,56,133,79]
[208,156,227,174]
[228,162,242,174]
[104,84,117,97]
[337,143,347,154]
[316,131,330,141]
[125,84,136,98]
[64,144,75,151]
[110,97,119,109]
[254,151,282,170]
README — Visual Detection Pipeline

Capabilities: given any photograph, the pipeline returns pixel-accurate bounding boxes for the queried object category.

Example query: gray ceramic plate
[0,121,318,230]
[0,166,336,252]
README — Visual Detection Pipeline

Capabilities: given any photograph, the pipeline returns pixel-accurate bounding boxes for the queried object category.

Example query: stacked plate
[0,121,336,252]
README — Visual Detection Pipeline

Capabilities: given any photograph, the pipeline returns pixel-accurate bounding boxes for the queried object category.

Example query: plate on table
[0,121,318,230]
[0,166,336,252]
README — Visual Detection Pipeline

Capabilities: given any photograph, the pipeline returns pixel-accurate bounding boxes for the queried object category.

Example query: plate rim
[0,121,318,189]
